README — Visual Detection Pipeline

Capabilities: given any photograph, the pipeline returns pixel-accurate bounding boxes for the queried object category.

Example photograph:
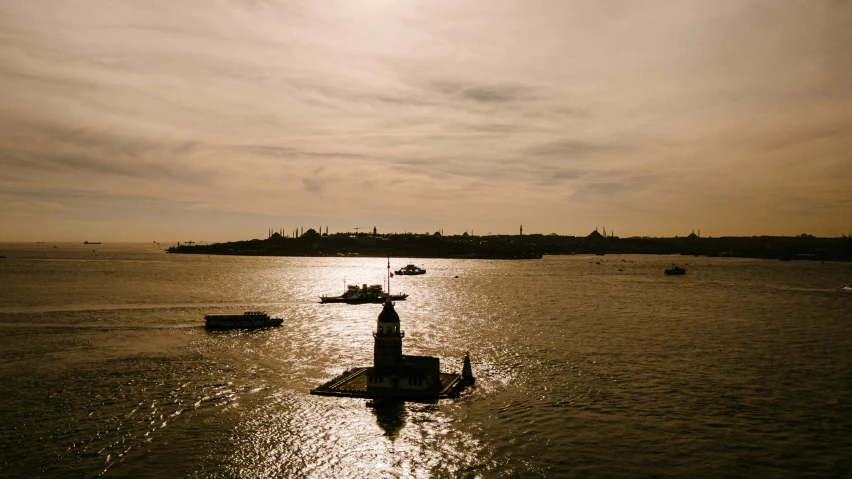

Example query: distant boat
[323,258,408,304]
[204,311,282,330]
[83,241,101,245]
[665,264,686,275]
[842,285,852,292]
[321,284,408,304]
[394,264,426,275]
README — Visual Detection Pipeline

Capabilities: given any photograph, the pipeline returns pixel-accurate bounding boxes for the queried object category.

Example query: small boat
[83,241,101,245]
[320,284,408,304]
[842,285,852,292]
[665,264,686,275]
[204,311,282,330]
[394,264,426,275]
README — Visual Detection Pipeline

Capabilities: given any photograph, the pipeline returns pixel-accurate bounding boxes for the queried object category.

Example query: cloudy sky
[1,0,850,241]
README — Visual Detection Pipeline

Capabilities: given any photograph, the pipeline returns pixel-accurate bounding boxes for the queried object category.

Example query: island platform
[310,368,468,399]
[310,299,474,401]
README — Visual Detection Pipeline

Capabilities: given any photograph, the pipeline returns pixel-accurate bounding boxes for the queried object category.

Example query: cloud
[0,196,71,218]
[227,144,366,161]
[427,79,538,104]
[571,180,649,202]
[0,0,850,239]
[760,124,849,153]
[301,167,333,194]
[0,122,214,185]
[527,140,629,158]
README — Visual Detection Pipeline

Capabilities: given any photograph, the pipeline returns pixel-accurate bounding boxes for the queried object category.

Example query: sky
[1,0,850,242]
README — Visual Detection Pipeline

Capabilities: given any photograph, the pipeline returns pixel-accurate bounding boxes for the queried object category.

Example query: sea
[0,242,850,478]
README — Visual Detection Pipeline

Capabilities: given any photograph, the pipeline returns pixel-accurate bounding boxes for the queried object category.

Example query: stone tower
[374,299,403,367]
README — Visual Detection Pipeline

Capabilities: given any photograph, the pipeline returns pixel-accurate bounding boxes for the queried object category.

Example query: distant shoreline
[166,232,852,262]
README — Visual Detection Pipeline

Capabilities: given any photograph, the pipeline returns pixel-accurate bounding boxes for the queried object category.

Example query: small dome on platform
[378,299,399,322]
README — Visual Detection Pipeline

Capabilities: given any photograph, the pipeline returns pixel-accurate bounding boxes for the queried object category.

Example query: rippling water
[1,243,850,477]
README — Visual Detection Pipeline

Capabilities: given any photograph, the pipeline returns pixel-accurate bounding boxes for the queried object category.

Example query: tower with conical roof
[373,299,403,367]
[366,299,444,393]
[313,297,474,398]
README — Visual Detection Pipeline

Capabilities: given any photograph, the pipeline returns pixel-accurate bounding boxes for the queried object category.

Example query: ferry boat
[394,264,426,275]
[664,264,686,275]
[204,311,283,329]
[320,284,408,304]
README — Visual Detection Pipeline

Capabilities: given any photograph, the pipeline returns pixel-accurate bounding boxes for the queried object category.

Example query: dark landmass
[167,229,852,262]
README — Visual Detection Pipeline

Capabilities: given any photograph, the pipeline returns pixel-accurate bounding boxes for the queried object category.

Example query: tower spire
[373,299,403,367]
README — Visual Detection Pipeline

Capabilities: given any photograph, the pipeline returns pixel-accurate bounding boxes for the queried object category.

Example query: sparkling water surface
[1,243,850,478]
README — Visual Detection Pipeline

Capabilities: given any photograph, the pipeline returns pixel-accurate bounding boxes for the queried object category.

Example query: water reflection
[8,252,849,477]
[214,392,490,478]
[368,400,407,438]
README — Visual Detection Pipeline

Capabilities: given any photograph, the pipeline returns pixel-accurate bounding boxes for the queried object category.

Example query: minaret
[520,225,523,236]
[374,299,403,368]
